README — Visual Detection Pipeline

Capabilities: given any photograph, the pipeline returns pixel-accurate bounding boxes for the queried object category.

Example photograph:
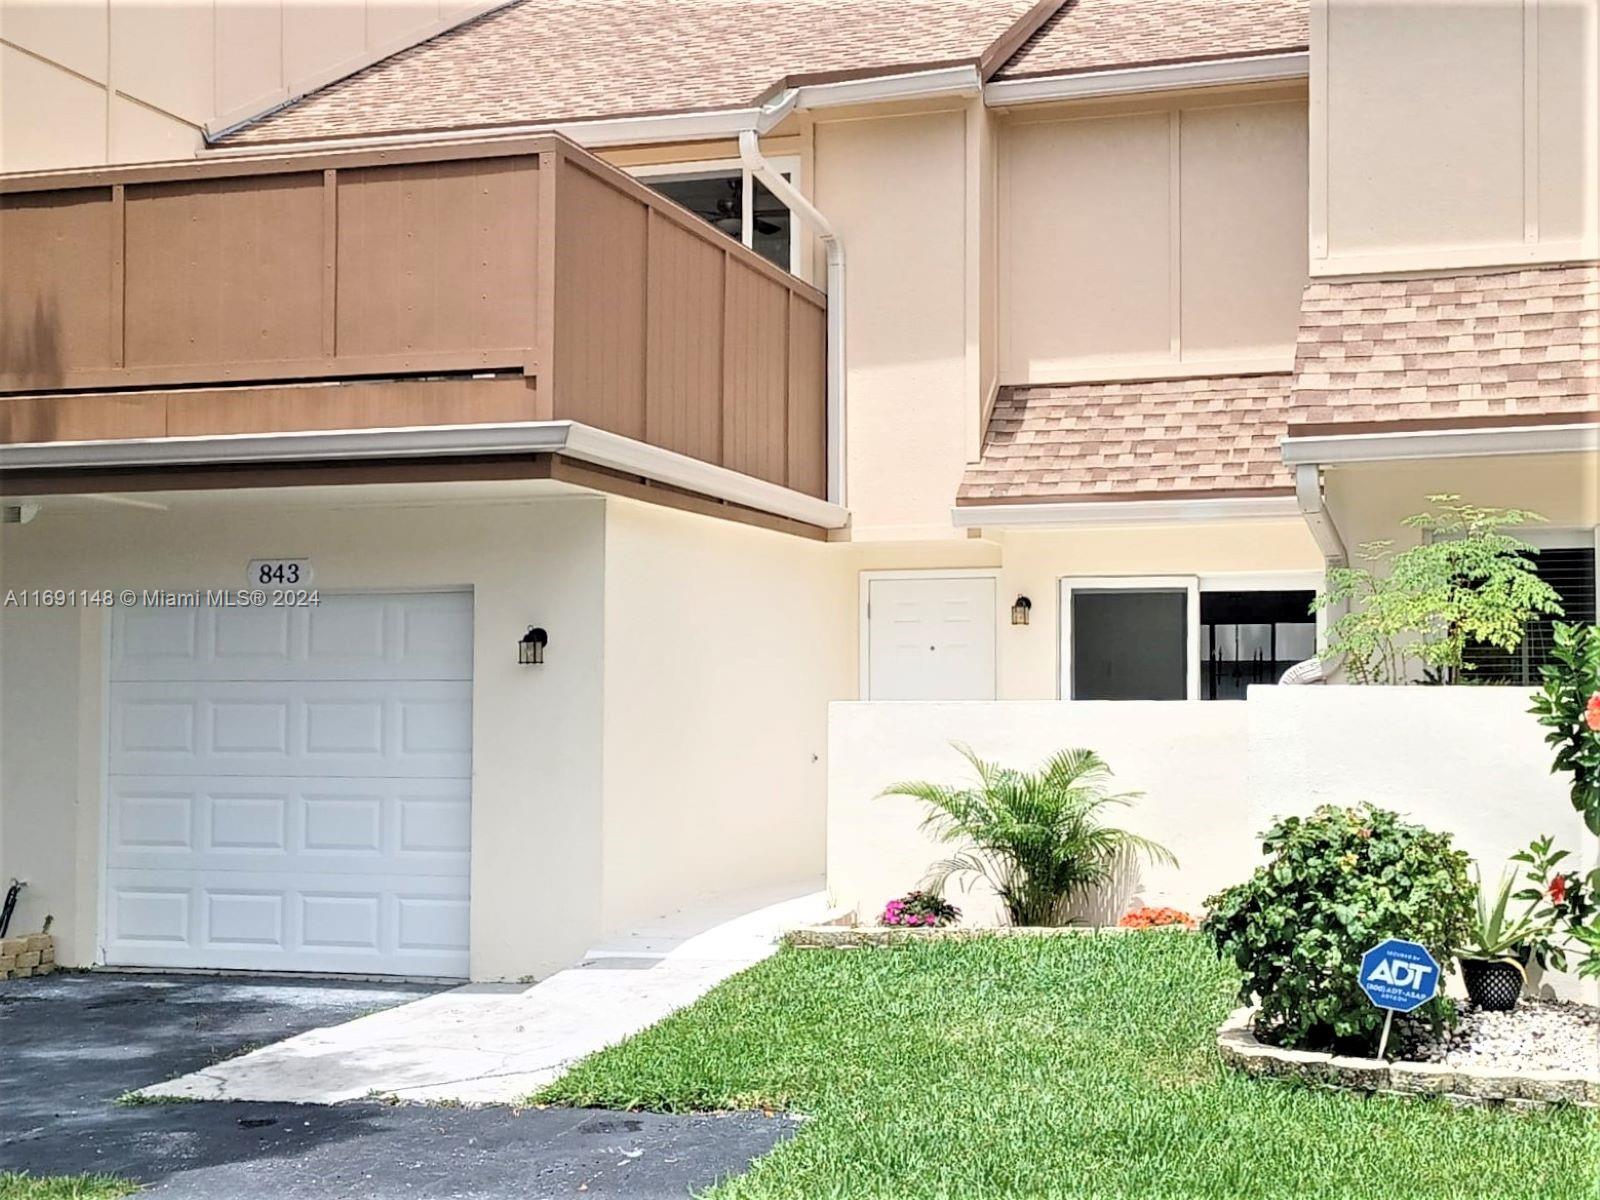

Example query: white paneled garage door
[104,591,473,977]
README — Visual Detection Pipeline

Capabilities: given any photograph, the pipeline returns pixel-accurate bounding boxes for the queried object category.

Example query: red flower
[1549,874,1568,905]
[1585,692,1600,732]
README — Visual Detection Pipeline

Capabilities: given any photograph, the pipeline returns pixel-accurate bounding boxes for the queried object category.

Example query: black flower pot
[1459,955,1524,1011]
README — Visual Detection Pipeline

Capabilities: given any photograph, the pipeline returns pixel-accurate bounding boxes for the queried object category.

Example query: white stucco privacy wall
[831,690,1598,1001]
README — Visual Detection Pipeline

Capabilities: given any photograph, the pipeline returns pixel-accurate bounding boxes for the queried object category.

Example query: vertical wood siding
[124,173,325,368]
[0,137,828,499]
[336,157,539,357]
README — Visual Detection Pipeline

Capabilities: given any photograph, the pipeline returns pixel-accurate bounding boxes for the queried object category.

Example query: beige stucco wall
[998,87,1309,385]
[0,0,500,172]
[844,519,1324,700]
[0,491,608,981]
[829,690,1597,1002]
[814,107,974,541]
[597,500,853,938]
[1313,0,1600,275]
[1324,452,1600,557]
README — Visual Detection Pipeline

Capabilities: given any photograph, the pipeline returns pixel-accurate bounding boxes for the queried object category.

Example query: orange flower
[1585,692,1600,732]
[1118,906,1197,929]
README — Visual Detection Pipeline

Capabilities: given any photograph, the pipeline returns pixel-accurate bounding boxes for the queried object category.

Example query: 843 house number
[248,559,313,587]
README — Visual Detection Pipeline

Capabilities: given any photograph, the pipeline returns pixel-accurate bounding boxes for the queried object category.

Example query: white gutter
[985,52,1309,107]
[1282,422,1600,465]
[791,66,981,110]
[0,421,849,530]
[951,495,1301,529]
[740,120,848,506]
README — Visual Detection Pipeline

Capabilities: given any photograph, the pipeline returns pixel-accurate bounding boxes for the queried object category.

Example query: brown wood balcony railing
[0,135,828,499]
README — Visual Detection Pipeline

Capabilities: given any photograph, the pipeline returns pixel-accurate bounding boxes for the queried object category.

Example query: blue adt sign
[1359,939,1440,1013]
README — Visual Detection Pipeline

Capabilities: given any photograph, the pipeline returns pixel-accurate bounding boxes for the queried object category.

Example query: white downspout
[739,126,847,507]
[1291,462,1349,683]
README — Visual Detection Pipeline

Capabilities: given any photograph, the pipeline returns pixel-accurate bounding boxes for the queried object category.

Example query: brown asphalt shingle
[996,0,1308,80]
[221,0,1052,146]
[958,375,1294,504]
[1290,263,1600,432]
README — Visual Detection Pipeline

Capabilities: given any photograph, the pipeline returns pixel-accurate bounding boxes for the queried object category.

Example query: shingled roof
[220,0,1056,146]
[996,0,1309,80]
[958,375,1295,505]
[1289,263,1600,434]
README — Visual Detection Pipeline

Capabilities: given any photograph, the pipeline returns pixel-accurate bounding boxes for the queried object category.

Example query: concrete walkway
[140,882,829,1106]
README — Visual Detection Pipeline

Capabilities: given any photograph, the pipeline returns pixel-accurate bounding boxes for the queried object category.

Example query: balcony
[0,135,831,525]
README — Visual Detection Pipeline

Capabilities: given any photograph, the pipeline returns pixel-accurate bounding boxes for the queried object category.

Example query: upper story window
[635,160,799,275]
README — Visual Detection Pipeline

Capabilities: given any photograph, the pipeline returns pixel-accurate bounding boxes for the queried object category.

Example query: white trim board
[0,421,849,530]
[1282,423,1600,466]
[952,495,1301,529]
[985,53,1309,107]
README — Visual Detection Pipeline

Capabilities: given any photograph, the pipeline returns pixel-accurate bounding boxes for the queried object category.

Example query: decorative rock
[1386,1061,1455,1096]
[1452,1065,1521,1101]
[1217,1005,1599,1111]
[1327,1055,1392,1091]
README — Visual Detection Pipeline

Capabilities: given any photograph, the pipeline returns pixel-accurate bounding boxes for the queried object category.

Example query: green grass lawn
[0,1175,136,1200]
[537,933,1600,1200]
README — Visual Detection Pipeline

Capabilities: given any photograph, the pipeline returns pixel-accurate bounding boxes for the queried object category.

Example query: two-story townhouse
[1,0,1593,982]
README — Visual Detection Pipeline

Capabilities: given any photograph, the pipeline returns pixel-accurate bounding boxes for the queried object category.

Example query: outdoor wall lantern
[518,626,549,665]
[1011,595,1032,626]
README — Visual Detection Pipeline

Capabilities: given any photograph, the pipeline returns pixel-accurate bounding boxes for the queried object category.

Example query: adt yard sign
[1359,939,1440,1013]
[1359,938,1439,1057]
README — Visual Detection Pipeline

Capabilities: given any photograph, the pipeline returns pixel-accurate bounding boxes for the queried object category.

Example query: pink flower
[1585,692,1600,732]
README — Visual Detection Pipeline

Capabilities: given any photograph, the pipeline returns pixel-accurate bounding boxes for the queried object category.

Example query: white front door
[864,576,996,700]
[103,591,473,977]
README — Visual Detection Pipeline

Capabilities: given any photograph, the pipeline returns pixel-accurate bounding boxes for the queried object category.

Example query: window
[639,162,796,273]
[1060,576,1319,701]
[1463,542,1597,685]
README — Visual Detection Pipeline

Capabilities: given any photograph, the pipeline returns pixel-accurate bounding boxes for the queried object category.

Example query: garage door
[103,591,473,977]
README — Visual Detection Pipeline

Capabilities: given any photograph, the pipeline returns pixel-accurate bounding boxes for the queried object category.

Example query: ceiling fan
[711,178,783,237]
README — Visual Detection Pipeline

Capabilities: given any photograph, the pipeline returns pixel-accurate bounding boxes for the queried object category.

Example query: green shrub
[1529,621,1600,835]
[1202,804,1473,1053]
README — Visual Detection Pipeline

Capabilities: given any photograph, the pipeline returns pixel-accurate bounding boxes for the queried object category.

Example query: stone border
[785,924,1191,948]
[1216,1007,1600,1110]
[0,933,55,981]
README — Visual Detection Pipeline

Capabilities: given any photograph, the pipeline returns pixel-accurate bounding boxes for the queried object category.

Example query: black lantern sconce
[1010,595,1032,626]
[518,626,549,665]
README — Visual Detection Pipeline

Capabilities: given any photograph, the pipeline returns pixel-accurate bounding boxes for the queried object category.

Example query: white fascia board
[985,52,1309,107]
[0,421,848,530]
[791,66,982,110]
[203,108,768,158]
[951,495,1301,528]
[1281,423,1600,466]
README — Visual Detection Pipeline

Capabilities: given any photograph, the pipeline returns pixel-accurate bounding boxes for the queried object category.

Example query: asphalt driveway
[0,972,792,1198]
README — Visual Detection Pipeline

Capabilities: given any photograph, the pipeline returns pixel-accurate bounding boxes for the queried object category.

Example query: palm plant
[878,744,1176,927]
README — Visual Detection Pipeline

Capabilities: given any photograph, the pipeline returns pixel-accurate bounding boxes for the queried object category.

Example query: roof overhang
[951,494,1301,529]
[0,421,849,531]
[985,51,1309,107]
[202,64,988,159]
[1281,422,1600,466]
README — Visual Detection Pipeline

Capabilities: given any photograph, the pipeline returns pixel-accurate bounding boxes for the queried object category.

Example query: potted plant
[1457,867,1545,1011]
